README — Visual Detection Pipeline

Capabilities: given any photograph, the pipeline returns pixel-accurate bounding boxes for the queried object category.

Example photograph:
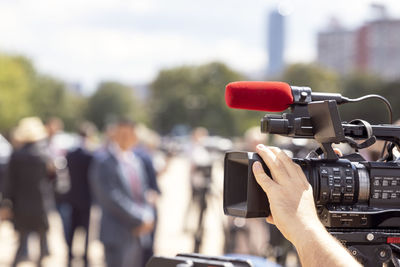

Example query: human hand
[146,190,159,206]
[252,144,324,246]
[132,220,154,236]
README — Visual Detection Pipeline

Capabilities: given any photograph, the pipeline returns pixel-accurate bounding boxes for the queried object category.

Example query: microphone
[225,81,348,112]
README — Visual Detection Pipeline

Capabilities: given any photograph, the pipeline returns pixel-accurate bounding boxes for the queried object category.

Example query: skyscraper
[317,22,356,75]
[317,5,400,80]
[267,10,285,77]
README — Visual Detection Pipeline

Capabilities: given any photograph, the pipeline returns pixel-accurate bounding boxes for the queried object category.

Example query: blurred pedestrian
[0,134,12,201]
[0,117,52,267]
[89,119,154,267]
[44,117,70,198]
[184,127,213,253]
[133,124,162,267]
[62,122,96,267]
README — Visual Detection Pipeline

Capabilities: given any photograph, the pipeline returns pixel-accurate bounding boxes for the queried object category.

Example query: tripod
[184,165,213,253]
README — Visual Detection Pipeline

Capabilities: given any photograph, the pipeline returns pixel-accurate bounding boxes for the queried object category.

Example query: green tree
[30,75,86,130]
[149,62,262,136]
[338,72,389,124]
[282,63,341,93]
[0,54,32,131]
[381,80,400,122]
[86,81,142,130]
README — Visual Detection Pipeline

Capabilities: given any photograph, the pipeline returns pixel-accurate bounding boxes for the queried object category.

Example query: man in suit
[89,119,154,267]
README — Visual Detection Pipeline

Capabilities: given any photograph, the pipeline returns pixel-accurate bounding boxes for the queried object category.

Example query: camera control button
[373,192,381,199]
[334,178,341,183]
[332,193,341,202]
[374,180,381,186]
[346,178,352,184]
[382,180,389,187]
[320,168,328,175]
[360,217,368,225]
[391,193,397,199]
[392,180,397,186]
[382,192,389,199]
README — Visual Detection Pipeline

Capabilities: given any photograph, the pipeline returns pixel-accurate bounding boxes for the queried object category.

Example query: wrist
[291,220,327,249]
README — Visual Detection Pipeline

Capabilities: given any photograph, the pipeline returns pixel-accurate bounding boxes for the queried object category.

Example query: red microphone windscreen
[225,81,293,112]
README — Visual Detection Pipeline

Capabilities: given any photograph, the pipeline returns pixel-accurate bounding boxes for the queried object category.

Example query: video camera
[223,81,400,267]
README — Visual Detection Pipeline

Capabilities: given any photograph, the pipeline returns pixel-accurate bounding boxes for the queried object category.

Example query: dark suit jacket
[65,147,93,210]
[89,147,154,246]
[3,142,49,232]
[134,146,160,194]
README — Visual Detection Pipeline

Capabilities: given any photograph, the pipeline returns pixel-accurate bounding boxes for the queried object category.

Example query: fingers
[269,147,309,185]
[256,144,308,186]
[252,161,276,195]
[255,145,289,184]
[268,147,300,179]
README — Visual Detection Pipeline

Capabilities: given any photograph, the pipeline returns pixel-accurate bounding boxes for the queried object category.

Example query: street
[0,156,226,267]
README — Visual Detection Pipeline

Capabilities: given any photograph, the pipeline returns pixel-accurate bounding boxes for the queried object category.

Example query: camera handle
[262,99,400,159]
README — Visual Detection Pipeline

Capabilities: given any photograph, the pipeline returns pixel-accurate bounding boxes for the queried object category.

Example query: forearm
[294,223,361,267]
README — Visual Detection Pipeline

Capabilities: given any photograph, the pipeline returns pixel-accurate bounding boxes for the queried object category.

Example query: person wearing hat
[0,117,52,266]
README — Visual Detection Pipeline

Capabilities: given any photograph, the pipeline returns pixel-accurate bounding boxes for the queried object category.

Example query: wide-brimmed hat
[13,117,48,143]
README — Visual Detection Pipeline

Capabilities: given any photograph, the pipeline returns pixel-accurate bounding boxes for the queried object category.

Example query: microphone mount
[291,86,349,105]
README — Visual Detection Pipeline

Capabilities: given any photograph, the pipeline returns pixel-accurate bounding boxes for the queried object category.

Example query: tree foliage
[0,54,33,131]
[339,72,399,124]
[281,63,341,93]
[3,51,399,137]
[149,62,263,136]
[30,75,86,130]
[86,81,142,130]
[0,53,86,132]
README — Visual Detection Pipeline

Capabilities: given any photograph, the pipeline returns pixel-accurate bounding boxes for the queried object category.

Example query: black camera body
[223,82,400,266]
[224,152,400,228]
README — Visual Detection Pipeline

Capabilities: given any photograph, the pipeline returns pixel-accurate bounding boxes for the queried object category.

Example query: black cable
[344,94,393,159]
[344,94,393,124]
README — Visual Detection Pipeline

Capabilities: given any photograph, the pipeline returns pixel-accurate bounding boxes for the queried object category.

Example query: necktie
[122,156,143,203]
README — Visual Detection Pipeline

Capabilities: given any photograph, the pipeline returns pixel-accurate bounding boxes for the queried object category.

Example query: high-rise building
[267,10,285,77]
[317,5,400,80]
[361,19,400,79]
[317,23,356,75]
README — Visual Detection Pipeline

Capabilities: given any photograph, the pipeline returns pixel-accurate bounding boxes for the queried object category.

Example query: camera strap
[345,119,376,150]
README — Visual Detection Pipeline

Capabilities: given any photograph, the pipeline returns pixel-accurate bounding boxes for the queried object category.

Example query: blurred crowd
[0,116,166,267]
[0,115,388,267]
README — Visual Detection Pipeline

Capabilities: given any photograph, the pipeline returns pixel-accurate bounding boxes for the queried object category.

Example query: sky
[0,0,399,92]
